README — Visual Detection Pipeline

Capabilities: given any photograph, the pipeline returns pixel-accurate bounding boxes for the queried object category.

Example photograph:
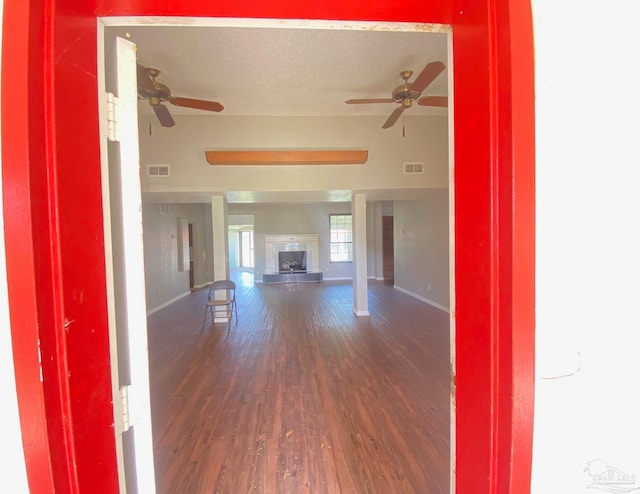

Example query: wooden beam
[205,150,368,165]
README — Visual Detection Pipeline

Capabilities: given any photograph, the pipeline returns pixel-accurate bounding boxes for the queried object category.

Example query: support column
[211,195,229,281]
[352,193,369,316]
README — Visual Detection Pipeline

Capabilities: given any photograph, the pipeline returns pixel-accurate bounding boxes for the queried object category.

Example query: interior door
[382,215,394,282]
[100,34,157,494]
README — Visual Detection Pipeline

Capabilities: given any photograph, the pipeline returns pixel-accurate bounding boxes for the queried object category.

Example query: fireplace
[263,234,322,283]
[278,250,307,273]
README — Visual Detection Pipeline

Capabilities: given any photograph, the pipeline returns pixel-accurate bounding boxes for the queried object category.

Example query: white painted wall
[392,190,449,311]
[531,1,640,491]
[139,115,448,194]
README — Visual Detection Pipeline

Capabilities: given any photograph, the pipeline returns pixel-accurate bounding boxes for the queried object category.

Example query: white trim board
[393,285,450,313]
[99,17,448,35]
[147,291,190,315]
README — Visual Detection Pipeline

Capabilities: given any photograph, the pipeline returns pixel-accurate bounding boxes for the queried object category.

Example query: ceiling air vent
[404,162,424,174]
[147,164,170,177]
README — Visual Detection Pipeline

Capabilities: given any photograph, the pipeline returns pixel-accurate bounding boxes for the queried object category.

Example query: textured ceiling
[103,19,450,204]
[104,20,449,119]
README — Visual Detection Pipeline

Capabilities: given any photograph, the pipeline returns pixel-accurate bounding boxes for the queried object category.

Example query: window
[329,214,352,262]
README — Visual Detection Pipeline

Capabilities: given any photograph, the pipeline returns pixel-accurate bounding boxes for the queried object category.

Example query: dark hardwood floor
[147,273,450,493]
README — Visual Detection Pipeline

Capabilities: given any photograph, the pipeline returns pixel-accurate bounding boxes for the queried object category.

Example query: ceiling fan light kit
[345,61,448,129]
[137,64,225,128]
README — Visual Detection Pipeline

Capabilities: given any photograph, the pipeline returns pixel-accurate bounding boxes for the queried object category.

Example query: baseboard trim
[324,276,383,281]
[147,291,190,315]
[263,271,323,283]
[393,285,450,313]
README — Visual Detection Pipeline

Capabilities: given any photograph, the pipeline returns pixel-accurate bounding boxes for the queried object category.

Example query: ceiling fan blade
[152,104,175,127]
[137,64,156,93]
[410,61,446,95]
[345,98,395,104]
[170,97,224,112]
[417,96,448,107]
[382,106,406,129]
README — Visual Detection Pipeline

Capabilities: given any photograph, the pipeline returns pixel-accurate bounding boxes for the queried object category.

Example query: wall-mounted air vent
[403,162,425,174]
[147,164,170,177]
[156,204,169,215]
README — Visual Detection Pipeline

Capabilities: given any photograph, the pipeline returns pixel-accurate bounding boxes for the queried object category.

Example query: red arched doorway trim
[1,0,534,492]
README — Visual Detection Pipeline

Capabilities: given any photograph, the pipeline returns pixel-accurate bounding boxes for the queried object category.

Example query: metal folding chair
[201,279,237,332]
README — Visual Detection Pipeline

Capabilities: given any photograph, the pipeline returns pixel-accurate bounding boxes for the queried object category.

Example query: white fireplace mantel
[265,234,320,274]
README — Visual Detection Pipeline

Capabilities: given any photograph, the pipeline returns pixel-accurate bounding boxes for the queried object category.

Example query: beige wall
[139,114,448,194]
[142,203,212,311]
[139,191,450,309]
[392,190,449,311]
[141,199,394,305]
[138,113,450,307]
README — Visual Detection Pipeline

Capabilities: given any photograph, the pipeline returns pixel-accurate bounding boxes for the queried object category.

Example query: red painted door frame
[1,0,535,493]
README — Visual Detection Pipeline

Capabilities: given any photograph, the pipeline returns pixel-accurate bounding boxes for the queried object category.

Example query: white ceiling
[103,19,450,204]
[105,19,449,118]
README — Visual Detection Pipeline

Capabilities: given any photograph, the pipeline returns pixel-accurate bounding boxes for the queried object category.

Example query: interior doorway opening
[188,222,195,289]
[239,230,254,269]
[100,17,454,493]
[229,215,255,272]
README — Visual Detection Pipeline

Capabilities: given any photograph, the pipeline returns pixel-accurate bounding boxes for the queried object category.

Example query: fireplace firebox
[278,250,307,273]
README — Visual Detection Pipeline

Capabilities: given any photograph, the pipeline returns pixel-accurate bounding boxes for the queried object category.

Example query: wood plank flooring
[147,273,450,493]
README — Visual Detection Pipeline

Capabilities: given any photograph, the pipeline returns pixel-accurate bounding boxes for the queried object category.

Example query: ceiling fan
[345,61,447,129]
[137,64,224,128]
